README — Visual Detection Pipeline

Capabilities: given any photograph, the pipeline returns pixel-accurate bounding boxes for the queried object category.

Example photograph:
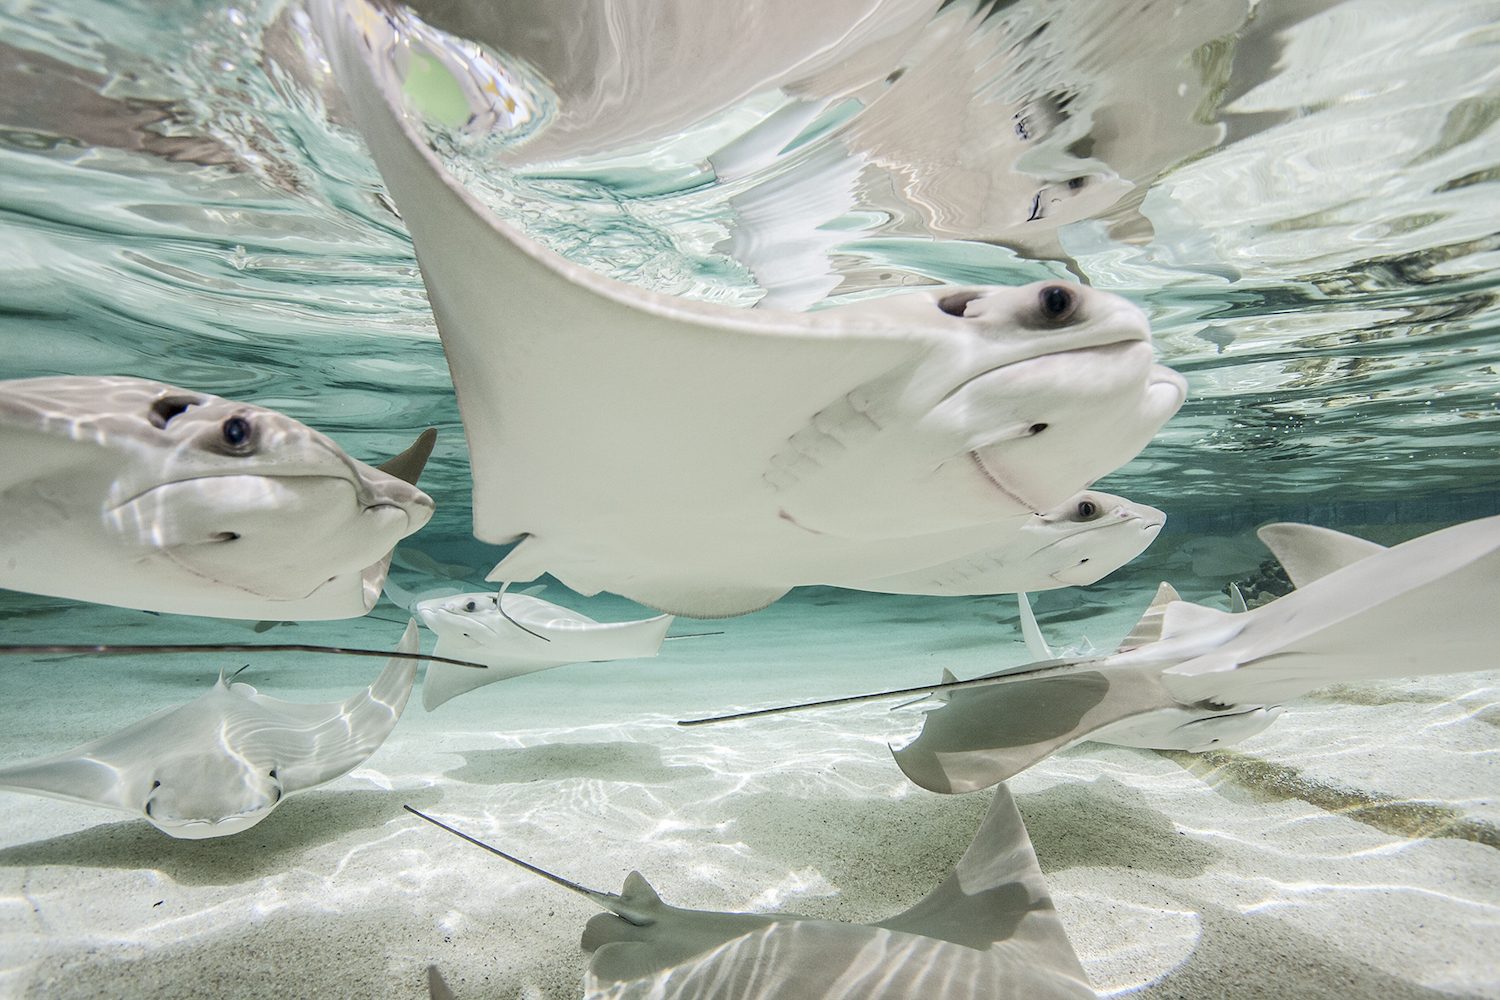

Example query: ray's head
[140,748,284,840]
[924,281,1186,514]
[1021,489,1166,586]
[773,282,1185,540]
[416,592,501,646]
[50,377,437,601]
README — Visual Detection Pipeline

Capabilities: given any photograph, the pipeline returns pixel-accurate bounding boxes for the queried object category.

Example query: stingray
[415,591,673,710]
[407,784,1098,1000]
[684,516,1500,793]
[0,376,435,619]
[310,0,1187,618]
[845,490,1165,596]
[0,621,421,838]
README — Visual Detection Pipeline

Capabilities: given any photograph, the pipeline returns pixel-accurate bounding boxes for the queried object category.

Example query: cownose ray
[310,0,1187,618]
[844,489,1165,596]
[0,621,422,838]
[0,376,435,619]
[682,516,1500,793]
[406,786,1097,1000]
[413,590,674,710]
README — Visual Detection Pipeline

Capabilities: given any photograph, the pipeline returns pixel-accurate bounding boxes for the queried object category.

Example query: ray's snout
[942,280,1152,346]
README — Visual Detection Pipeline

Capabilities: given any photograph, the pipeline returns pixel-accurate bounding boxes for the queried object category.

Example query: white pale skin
[845,490,1165,595]
[314,0,1187,618]
[0,622,420,838]
[416,591,673,710]
[0,376,434,619]
[892,516,1500,794]
[426,783,1096,1000]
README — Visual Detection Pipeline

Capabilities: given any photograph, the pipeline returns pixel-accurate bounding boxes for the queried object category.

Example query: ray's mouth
[938,336,1151,405]
[967,452,1041,513]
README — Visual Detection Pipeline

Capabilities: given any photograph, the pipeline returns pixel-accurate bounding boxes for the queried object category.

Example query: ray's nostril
[938,291,983,317]
[149,395,198,429]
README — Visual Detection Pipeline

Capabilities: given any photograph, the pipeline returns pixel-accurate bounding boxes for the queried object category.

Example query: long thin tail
[402,805,655,925]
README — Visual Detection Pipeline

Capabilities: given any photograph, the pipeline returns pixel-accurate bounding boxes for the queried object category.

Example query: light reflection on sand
[0,580,1496,996]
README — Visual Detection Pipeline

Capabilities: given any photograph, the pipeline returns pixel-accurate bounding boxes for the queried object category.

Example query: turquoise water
[1,0,1498,997]
[4,0,1499,540]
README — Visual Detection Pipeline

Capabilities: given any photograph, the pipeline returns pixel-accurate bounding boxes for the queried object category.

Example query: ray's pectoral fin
[893,665,1175,794]
[894,672,1108,794]
[265,619,420,792]
[614,580,792,620]
[0,756,136,812]
[876,783,1091,986]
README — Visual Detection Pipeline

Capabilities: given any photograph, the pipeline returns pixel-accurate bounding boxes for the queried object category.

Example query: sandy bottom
[0,562,1495,999]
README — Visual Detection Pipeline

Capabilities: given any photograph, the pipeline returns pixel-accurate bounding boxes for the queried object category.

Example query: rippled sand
[0,576,1495,999]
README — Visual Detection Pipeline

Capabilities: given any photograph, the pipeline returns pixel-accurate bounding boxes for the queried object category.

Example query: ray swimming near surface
[309,0,1185,619]
[0,376,436,620]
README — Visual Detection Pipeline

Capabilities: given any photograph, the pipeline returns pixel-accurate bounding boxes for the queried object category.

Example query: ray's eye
[465,601,477,612]
[1077,500,1098,518]
[221,416,251,448]
[1029,423,1048,435]
[268,768,278,780]
[1039,285,1074,320]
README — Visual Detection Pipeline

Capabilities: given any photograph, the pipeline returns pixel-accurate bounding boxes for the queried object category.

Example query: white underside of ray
[314,0,1185,617]
[0,622,420,838]
[418,593,672,710]
[0,377,433,620]
[1155,515,1500,704]
[0,424,390,619]
[890,517,1500,793]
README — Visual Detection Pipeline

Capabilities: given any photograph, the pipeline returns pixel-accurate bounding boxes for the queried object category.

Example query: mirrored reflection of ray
[0,622,421,838]
[407,788,1098,1000]
[0,40,237,167]
[373,0,1280,281]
